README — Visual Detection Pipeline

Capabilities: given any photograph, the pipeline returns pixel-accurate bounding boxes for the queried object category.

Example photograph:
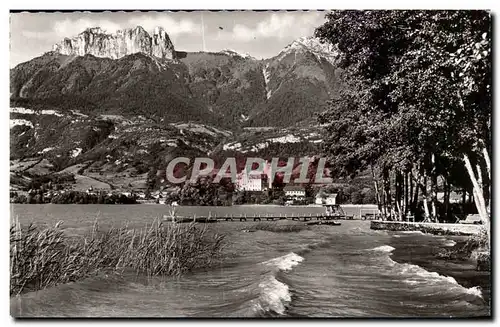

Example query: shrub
[10,218,225,295]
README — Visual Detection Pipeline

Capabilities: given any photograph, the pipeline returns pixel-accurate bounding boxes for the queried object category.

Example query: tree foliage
[315,10,491,224]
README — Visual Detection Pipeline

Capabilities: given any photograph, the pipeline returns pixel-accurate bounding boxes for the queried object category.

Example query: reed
[10,216,225,295]
[248,222,307,233]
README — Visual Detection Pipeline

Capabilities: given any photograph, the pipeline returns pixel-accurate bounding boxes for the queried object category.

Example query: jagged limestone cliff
[52,26,175,60]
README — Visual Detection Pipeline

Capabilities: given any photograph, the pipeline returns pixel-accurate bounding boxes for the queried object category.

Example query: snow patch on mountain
[277,36,339,65]
[70,148,83,158]
[10,119,33,129]
[11,107,35,115]
[220,49,254,59]
[267,134,301,144]
[11,107,63,117]
[41,110,63,117]
[223,142,242,151]
[172,123,232,137]
[223,133,308,153]
[263,63,272,99]
[37,147,55,154]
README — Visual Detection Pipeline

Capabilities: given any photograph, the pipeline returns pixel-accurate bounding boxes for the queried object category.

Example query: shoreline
[370,220,482,236]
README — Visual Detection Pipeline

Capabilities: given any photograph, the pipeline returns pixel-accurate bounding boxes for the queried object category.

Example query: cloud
[53,18,122,38]
[128,15,201,37]
[228,12,325,42]
[21,30,55,39]
[23,15,200,42]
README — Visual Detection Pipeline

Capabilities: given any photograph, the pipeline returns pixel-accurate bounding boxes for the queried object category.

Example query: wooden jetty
[164,212,349,224]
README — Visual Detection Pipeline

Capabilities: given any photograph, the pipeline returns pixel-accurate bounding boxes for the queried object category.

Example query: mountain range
[10,26,344,191]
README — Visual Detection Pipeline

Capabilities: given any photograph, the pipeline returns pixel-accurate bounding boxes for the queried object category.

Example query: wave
[252,252,304,315]
[370,245,395,253]
[387,257,483,300]
[256,274,292,315]
[464,286,483,298]
[443,239,457,247]
[401,231,424,235]
[262,252,304,272]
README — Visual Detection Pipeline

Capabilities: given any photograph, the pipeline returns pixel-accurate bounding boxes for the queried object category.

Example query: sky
[9,11,329,67]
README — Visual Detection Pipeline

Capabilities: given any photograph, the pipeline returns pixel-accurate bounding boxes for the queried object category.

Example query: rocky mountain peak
[52,25,176,60]
[85,27,106,34]
[278,36,339,64]
[219,49,254,59]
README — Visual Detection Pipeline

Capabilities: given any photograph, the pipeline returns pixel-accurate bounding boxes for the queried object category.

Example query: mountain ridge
[52,26,176,60]
[10,26,342,183]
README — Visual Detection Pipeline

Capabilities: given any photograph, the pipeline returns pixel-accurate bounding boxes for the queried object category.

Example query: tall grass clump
[10,217,225,295]
[248,222,308,233]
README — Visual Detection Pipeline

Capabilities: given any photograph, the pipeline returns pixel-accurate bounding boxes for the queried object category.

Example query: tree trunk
[410,165,421,218]
[482,147,491,215]
[462,188,467,214]
[443,178,450,222]
[383,169,391,219]
[482,146,491,180]
[395,170,401,220]
[409,168,414,214]
[463,153,488,224]
[371,165,382,213]
[430,153,438,222]
[402,171,406,216]
[381,174,387,217]
[422,170,430,221]
[412,182,419,215]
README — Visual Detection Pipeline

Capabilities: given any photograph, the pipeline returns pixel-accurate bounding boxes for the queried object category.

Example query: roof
[316,192,337,198]
[284,185,306,192]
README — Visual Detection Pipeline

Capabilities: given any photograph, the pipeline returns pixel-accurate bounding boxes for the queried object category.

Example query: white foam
[401,231,424,235]
[370,245,395,253]
[257,275,291,315]
[443,239,457,247]
[400,263,459,284]
[262,252,304,272]
[389,258,484,299]
[464,286,483,299]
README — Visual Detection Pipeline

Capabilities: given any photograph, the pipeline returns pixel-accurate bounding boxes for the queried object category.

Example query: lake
[10,204,490,318]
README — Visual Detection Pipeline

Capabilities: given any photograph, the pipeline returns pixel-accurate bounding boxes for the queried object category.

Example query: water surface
[10,204,490,318]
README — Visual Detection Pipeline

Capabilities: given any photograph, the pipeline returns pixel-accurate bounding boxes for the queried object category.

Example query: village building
[236,171,268,192]
[284,185,306,199]
[315,192,337,205]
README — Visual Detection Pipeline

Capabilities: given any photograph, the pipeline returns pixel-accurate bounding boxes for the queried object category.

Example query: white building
[315,193,337,205]
[284,185,306,198]
[236,172,266,192]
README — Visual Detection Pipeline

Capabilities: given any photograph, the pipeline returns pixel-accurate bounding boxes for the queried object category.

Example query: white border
[2,1,499,326]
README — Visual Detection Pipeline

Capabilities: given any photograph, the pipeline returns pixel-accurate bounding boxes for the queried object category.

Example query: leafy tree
[316,11,491,231]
